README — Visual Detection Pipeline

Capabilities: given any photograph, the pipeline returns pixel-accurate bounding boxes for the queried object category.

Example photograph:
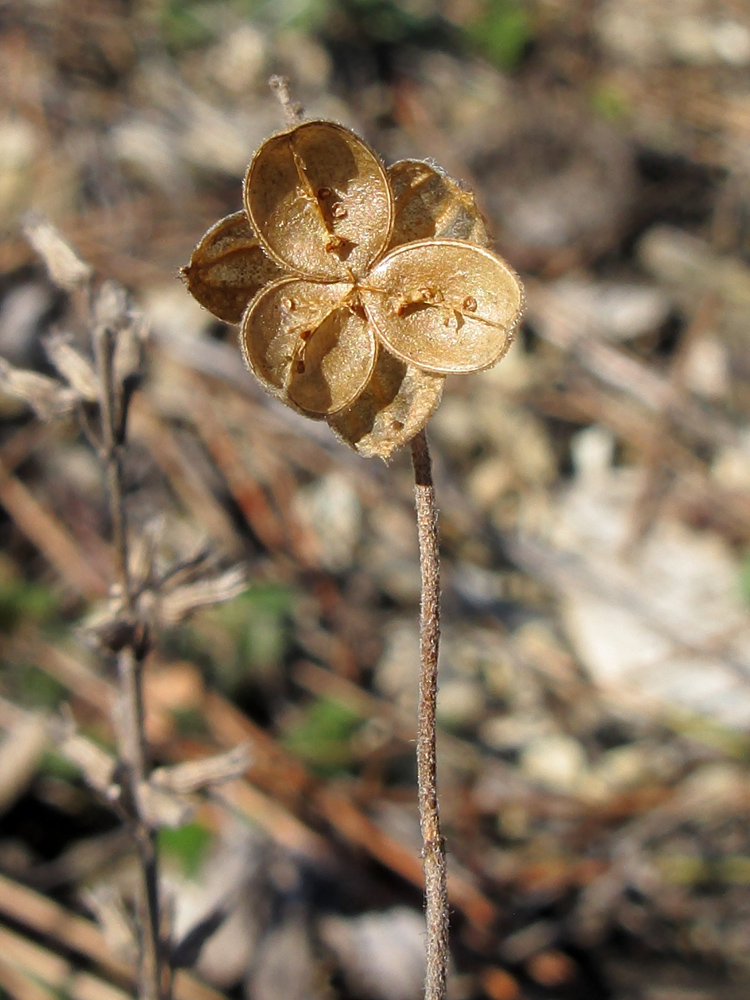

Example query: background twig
[94,318,165,1000]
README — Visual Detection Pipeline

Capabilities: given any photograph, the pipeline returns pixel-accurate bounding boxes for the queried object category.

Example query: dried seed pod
[182,212,283,324]
[388,160,490,248]
[328,349,444,460]
[241,277,377,417]
[364,239,523,374]
[244,121,394,282]
[184,116,526,456]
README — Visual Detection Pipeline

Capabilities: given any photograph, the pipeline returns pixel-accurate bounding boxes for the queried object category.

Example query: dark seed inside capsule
[463,295,478,312]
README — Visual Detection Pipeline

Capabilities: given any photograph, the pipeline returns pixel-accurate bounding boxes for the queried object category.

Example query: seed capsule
[244,120,394,282]
[185,117,525,456]
[241,277,377,417]
[328,348,444,460]
[387,160,490,249]
[364,239,524,374]
[182,212,283,324]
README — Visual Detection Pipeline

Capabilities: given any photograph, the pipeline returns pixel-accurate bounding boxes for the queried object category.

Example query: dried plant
[184,84,524,1000]
[183,112,523,461]
[2,218,251,1000]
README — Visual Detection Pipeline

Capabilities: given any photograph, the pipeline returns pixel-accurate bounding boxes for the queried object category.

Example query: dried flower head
[183,120,524,459]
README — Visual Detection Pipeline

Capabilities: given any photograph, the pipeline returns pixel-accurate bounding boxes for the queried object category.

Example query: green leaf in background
[665,708,750,760]
[158,0,334,45]
[591,83,630,123]
[0,576,60,634]
[216,584,294,668]
[720,856,750,885]
[159,0,219,48]
[464,0,531,71]
[172,707,213,740]
[282,696,361,776]
[159,822,213,878]
[177,584,295,697]
[16,665,65,710]
[345,0,426,42]
[213,584,294,691]
[40,750,82,782]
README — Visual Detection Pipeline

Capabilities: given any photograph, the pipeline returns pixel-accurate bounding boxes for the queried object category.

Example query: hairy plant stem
[269,74,304,126]
[411,429,449,1000]
[94,325,166,1000]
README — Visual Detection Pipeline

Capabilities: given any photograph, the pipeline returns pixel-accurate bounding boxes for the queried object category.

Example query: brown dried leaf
[93,280,129,330]
[328,348,444,460]
[182,211,284,324]
[0,713,48,815]
[151,744,251,794]
[158,564,247,625]
[244,120,393,281]
[23,215,93,291]
[113,315,146,387]
[136,780,194,829]
[241,276,377,416]
[82,886,138,965]
[0,357,77,420]
[44,333,99,402]
[388,159,489,248]
[57,728,117,796]
[92,281,146,385]
[364,239,524,374]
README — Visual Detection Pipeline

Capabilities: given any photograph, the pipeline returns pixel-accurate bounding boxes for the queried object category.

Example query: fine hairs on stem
[411,429,449,1000]
[268,75,304,127]
[93,314,167,1000]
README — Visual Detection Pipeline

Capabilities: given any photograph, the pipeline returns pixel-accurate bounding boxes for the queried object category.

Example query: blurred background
[1,1,750,998]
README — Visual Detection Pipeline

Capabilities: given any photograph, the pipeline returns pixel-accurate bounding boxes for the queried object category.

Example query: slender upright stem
[269,75,304,126]
[411,429,449,1000]
[96,327,131,604]
[95,325,166,1000]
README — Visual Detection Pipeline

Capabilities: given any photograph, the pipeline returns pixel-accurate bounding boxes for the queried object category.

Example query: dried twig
[0,874,225,1000]
[93,310,165,1000]
[0,923,129,1000]
[0,951,58,1000]
[16,216,255,997]
[411,429,449,1000]
[0,454,108,599]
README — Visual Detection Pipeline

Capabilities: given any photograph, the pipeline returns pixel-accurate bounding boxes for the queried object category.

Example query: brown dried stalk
[18,216,169,999]
[93,322,166,1000]
[411,429,449,1000]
